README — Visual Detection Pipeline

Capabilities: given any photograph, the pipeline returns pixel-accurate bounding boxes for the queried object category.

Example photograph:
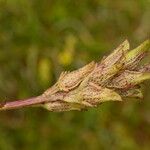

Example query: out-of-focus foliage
[0,0,150,150]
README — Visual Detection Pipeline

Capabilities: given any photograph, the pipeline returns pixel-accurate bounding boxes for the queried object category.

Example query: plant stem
[0,96,47,111]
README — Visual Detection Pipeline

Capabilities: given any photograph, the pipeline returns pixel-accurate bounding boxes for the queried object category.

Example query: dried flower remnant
[0,39,150,112]
[124,40,150,70]
[107,70,150,89]
[56,61,95,91]
[117,86,143,99]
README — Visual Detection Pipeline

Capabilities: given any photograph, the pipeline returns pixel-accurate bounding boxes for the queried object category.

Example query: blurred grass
[0,0,150,150]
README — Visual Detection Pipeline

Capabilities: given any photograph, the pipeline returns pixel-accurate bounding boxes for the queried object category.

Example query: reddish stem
[0,96,47,111]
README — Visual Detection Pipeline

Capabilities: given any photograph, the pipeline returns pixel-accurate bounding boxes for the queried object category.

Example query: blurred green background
[0,0,150,150]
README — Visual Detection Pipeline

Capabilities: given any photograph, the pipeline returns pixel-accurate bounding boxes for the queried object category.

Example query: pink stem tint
[0,96,47,111]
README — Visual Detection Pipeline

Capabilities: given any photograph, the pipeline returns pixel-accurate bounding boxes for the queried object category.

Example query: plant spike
[0,39,150,112]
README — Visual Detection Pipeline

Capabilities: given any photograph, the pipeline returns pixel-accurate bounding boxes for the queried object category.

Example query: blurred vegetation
[0,0,150,150]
